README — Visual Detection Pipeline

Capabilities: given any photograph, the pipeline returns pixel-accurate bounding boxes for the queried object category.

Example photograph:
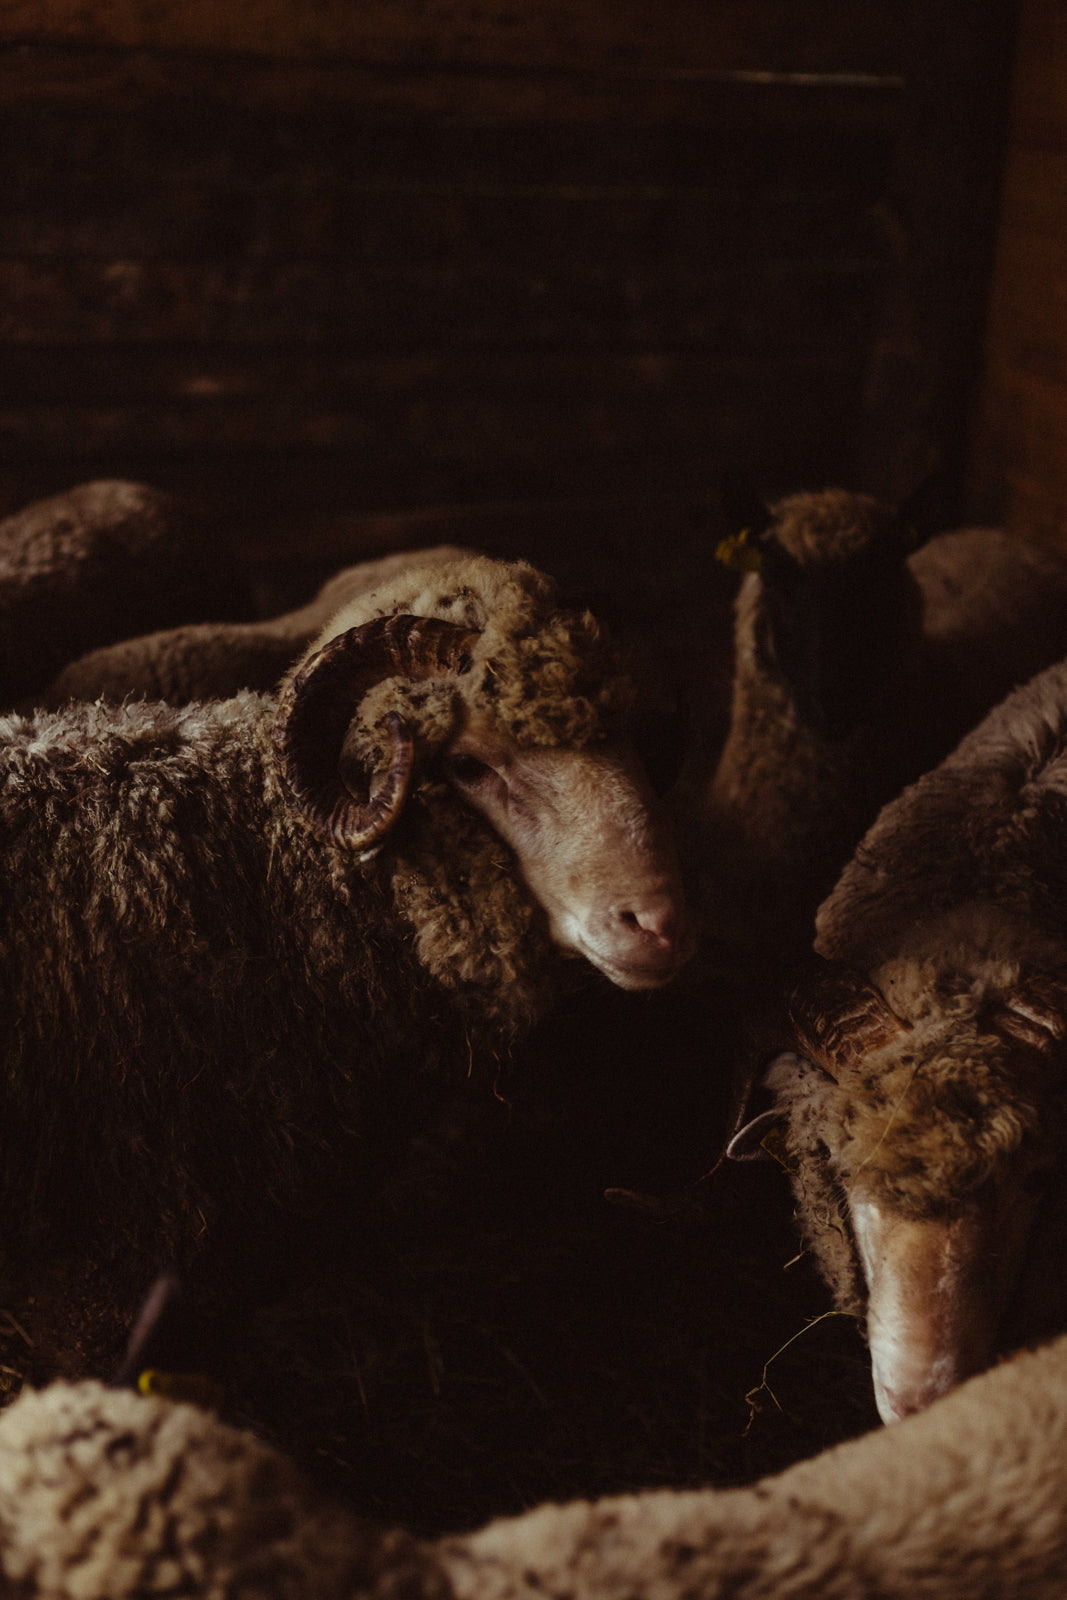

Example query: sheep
[761,655,1067,1422]
[40,544,478,708]
[8,1331,1067,1598]
[0,1377,451,1600]
[437,1329,1067,1600]
[698,483,1067,967]
[0,480,248,705]
[0,552,692,1295]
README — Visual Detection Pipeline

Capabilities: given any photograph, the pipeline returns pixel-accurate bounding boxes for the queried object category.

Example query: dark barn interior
[2,0,1065,1546]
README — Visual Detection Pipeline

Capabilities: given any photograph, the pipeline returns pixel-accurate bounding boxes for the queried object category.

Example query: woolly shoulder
[815,658,1067,964]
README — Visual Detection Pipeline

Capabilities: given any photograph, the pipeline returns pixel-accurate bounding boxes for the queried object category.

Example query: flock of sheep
[3,476,1067,1592]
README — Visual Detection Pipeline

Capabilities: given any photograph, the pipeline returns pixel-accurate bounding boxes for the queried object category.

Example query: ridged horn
[985,975,1067,1056]
[787,959,911,1075]
[272,613,480,855]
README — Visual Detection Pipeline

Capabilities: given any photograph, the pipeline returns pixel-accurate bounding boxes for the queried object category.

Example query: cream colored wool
[437,1331,1067,1600]
[10,1341,1067,1599]
[0,1381,450,1600]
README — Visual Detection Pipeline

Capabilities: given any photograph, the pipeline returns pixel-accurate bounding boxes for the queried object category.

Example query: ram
[764,656,1067,1421]
[0,553,691,1288]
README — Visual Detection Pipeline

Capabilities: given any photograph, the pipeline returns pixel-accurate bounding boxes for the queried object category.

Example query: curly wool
[775,660,1067,1320]
[304,555,635,762]
[0,1381,448,1600]
[0,551,656,1279]
[0,691,567,1272]
[438,1332,1067,1600]
[767,488,892,564]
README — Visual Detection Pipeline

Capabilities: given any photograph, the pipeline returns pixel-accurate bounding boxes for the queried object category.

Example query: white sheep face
[442,721,693,990]
[849,1186,1043,1423]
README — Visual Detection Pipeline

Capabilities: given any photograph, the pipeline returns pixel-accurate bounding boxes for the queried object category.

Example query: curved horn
[984,974,1067,1056]
[272,614,479,855]
[787,959,912,1075]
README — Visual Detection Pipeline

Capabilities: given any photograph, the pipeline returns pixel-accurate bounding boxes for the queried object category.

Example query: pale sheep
[764,656,1067,1420]
[437,1329,1067,1600]
[0,1378,449,1600]
[7,1331,1067,1599]
[0,553,691,1291]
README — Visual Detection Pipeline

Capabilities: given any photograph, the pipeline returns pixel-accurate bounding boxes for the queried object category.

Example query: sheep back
[0,692,552,1268]
[0,482,247,705]
[43,544,477,708]
[0,1380,450,1600]
[437,1330,1067,1600]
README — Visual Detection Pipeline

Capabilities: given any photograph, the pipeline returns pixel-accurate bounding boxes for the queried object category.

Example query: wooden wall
[0,2,1018,578]
[971,0,1067,551]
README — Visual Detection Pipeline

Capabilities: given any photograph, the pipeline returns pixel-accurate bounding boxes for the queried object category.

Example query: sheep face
[442,717,691,989]
[274,556,693,992]
[772,959,1067,1423]
[849,1178,1044,1422]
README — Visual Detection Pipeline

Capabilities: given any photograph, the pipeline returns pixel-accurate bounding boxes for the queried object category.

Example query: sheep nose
[618,902,691,964]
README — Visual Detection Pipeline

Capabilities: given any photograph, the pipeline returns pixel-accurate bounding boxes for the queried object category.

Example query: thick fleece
[0,1380,449,1600]
[0,556,647,1280]
[773,658,1067,1318]
[699,488,1067,964]
[438,1330,1067,1600]
[10,1336,1067,1599]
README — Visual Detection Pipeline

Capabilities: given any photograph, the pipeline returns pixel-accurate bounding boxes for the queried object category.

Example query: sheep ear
[724,1050,806,1165]
[891,468,954,553]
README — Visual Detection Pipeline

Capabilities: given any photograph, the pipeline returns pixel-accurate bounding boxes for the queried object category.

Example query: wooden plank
[0,351,867,515]
[968,0,1067,542]
[0,350,863,459]
[983,231,1067,385]
[0,255,884,352]
[992,147,1067,242]
[985,0,1067,145]
[972,362,1067,519]
[0,110,896,229]
[0,44,906,120]
[1,1,912,76]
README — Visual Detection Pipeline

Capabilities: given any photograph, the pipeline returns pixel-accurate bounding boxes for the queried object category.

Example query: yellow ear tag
[714,528,763,574]
[138,1368,224,1411]
[759,1122,799,1173]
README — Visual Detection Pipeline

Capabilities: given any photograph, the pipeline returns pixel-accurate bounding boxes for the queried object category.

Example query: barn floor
[0,962,882,1538]
[0,506,884,1537]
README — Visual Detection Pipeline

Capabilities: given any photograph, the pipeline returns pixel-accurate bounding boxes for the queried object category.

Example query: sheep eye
[447,753,492,785]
